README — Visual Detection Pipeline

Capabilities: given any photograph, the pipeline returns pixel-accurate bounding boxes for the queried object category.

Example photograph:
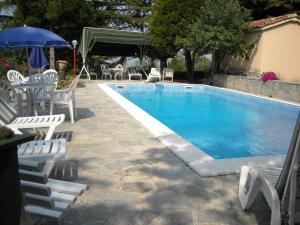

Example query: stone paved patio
[49,81,270,225]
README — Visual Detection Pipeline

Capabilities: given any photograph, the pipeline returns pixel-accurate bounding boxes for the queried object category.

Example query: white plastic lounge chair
[163,68,174,82]
[143,68,161,83]
[239,112,300,225]
[0,98,65,140]
[50,75,80,124]
[7,70,29,85]
[128,67,142,80]
[18,139,67,176]
[19,160,88,196]
[18,162,86,225]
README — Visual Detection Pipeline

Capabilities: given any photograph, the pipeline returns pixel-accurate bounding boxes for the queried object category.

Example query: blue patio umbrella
[28,47,49,69]
[0,26,69,48]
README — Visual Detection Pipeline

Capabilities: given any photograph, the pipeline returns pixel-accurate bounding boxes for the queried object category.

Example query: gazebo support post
[79,64,91,82]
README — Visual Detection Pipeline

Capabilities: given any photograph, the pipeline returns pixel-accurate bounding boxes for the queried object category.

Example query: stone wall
[213,74,300,103]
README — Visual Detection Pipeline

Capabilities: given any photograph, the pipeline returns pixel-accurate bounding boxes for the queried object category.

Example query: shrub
[260,71,279,81]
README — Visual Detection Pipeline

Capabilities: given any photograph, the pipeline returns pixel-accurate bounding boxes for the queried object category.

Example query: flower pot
[56,60,68,71]
[0,134,34,225]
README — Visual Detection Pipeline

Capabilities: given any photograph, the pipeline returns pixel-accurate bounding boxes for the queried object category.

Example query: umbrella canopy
[0,26,69,48]
[28,47,49,69]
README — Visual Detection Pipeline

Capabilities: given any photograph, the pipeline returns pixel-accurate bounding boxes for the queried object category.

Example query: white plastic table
[13,83,55,116]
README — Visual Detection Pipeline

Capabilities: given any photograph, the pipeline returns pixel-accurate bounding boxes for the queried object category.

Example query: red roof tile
[250,13,299,29]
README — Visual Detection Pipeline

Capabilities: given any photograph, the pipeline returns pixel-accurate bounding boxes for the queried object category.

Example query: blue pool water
[110,84,300,159]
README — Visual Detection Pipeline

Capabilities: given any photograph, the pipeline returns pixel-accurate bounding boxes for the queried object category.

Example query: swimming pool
[107,84,299,160]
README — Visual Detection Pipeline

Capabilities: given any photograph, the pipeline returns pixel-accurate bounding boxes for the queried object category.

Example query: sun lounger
[19,160,88,196]
[239,112,300,225]
[18,139,67,176]
[142,68,161,83]
[19,160,88,224]
[128,67,142,80]
[0,98,65,140]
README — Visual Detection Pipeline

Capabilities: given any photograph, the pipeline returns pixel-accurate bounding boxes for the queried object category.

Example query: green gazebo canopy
[79,27,151,64]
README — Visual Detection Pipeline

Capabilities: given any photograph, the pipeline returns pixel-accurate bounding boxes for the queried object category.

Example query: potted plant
[0,126,34,225]
[56,60,68,71]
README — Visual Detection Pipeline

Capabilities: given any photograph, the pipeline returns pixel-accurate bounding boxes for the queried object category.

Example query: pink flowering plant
[260,71,279,81]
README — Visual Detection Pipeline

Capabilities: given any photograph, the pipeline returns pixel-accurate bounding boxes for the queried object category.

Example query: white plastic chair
[114,64,125,80]
[43,69,59,87]
[163,68,174,82]
[50,75,80,124]
[18,138,67,176]
[0,98,65,140]
[7,70,29,85]
[239,113,300,225]
[27,73,57,113]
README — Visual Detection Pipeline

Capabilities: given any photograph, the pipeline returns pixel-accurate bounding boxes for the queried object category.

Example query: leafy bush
[169,55,211,73]
[169,56,186,71]
[57,75,85,89]
[260,72,279,81]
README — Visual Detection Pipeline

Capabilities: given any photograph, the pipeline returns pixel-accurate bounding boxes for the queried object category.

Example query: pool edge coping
[98,83,287,177]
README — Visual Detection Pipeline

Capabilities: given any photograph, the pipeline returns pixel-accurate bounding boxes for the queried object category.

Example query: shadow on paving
[43,144,272,225]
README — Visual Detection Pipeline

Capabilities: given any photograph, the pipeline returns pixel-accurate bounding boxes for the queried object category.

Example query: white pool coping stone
[99,83,293,177]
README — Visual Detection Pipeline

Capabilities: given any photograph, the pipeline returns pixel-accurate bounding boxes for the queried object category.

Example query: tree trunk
[211,50,222,74]
[185,50,194,82]
[50,47,55,69]
[160,58,167,75]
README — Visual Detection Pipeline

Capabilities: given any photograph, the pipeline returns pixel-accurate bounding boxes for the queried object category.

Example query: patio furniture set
[0,69,88,224]
[89,63,174,82]
[4,69,79,123]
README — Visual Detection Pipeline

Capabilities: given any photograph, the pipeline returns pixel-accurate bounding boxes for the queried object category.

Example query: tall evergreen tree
[92,0,155,32]
[8,0,101,41]
[240,0,300,19]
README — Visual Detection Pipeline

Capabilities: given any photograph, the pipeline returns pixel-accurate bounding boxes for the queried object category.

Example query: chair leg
[72,98,77,120]
[43,159,56,176]
[45,126,56,140]
[50,101,54,115]
[68,101,74,124]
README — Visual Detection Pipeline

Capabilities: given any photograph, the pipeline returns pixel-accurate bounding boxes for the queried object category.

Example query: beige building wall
[221,22,300,82]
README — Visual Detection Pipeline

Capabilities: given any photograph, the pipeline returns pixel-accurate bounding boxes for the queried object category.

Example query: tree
[240,0,300,19]
[6,0,103,66]
[180,0,251,73]
[92,0,155,32]
[149,0,205,81]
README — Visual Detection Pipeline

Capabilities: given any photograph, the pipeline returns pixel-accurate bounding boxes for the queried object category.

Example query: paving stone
[122,181,155,193]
